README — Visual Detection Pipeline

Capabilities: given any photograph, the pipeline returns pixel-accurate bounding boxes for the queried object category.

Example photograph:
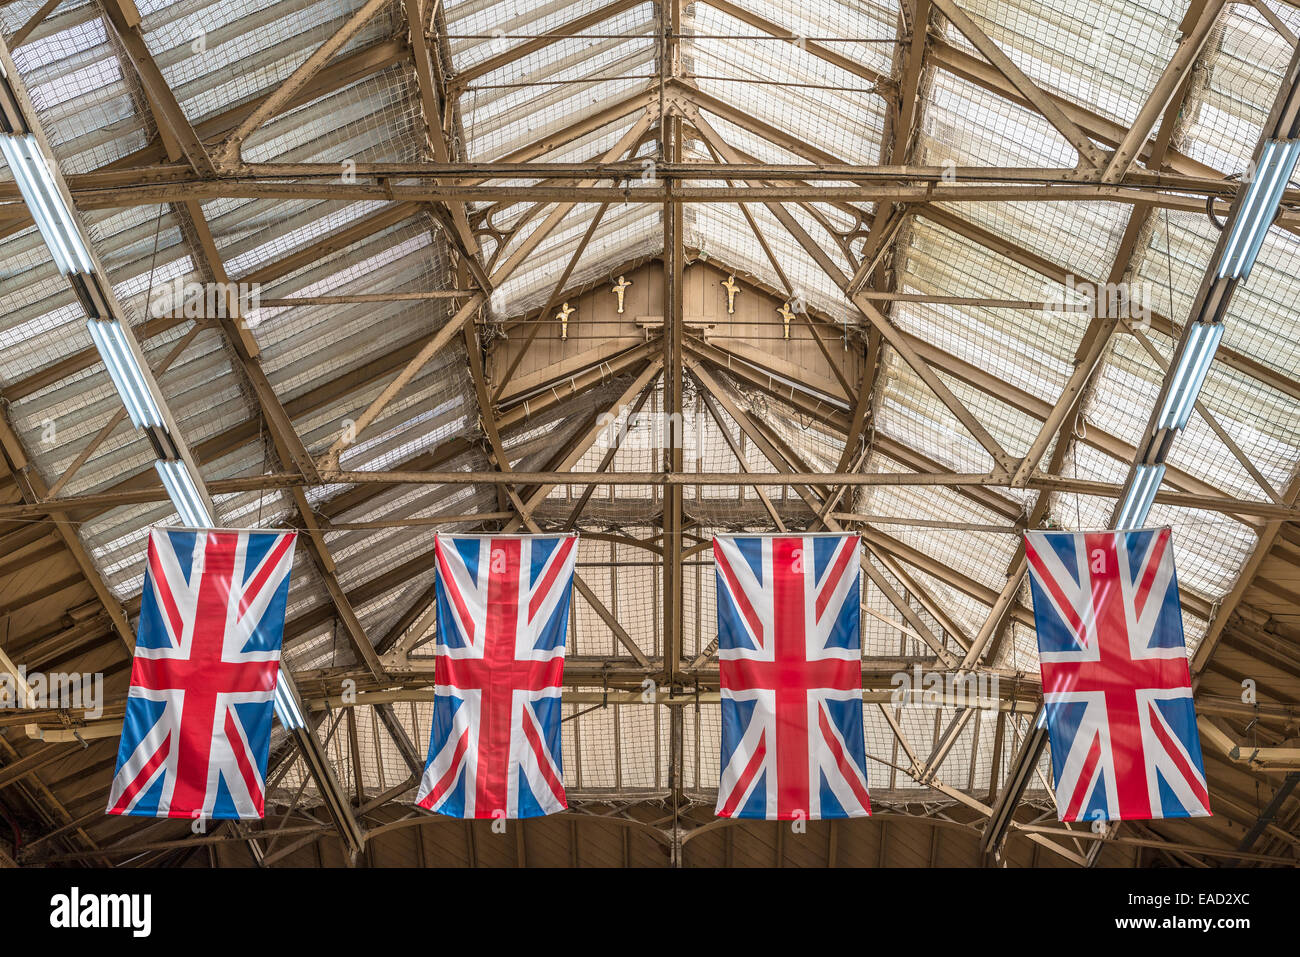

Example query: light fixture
[154,459,213,529]
[1116,463,1166,531]
[86,319,165,428]
[4,121,215,539]
[1155,321,1225,431]
[273,680,305,730]
[1217,138,1300,281]
[0,133,94,275]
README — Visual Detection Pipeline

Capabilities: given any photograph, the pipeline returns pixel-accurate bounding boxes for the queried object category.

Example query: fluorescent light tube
[0,133,93,275]
[1218,139,1300,281]
[1116,463,1166,531]
[1156,321,1225,431]
[154,459,213,528]
[86,319,164,428]
[273,681,305,730]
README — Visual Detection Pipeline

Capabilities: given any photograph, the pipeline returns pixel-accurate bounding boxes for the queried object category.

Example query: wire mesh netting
[945,0,1185,129]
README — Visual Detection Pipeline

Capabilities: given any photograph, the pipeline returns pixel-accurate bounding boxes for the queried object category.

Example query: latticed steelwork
[0,0,1299,868]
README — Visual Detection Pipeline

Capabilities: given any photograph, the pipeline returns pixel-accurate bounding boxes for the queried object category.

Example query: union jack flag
[107,528,298,820]
[1025,528,1211,822]
[713,534,871,820]
[417,534,578,819]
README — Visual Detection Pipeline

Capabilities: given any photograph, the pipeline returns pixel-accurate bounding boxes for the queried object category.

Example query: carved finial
[612,275,631,314]
[778,302,795,340]
[722,274,739,314]
[557,302,575,340]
